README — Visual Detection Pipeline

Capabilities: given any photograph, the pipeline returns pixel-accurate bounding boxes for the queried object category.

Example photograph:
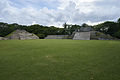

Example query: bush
[114,31,120,38]
[36,34,45,39]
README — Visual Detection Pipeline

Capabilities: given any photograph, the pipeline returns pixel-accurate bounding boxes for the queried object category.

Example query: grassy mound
[0,39,120,80]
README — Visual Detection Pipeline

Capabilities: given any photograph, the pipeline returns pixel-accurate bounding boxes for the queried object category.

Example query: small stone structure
[79,27,93,32]
[5,30,39,40]
[0,37,4,40]
[45,35,68,39]
[0,37,9,40]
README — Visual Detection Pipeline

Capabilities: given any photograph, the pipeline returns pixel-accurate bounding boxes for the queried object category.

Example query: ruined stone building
[73,27,114,40]
[5,30,39,40]
[73,27,92,40]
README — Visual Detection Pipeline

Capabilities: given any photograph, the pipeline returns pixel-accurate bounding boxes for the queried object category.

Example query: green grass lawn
[0,39,120,80]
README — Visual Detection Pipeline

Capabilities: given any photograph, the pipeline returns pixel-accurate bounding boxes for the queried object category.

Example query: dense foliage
[92,18,120,38]
[0,22,81,38]
[0,23,65,39]
[0,18,120,38]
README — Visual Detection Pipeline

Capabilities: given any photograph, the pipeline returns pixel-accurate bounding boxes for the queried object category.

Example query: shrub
[36,34,45,39]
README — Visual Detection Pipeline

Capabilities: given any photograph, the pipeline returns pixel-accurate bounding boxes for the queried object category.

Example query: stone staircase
[73,32,90,40]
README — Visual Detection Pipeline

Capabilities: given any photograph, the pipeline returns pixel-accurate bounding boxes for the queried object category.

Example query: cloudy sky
[0,0,120,27]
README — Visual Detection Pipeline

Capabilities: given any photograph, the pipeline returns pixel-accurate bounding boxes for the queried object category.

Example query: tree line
[92,18,120,38]
[0,18,120,39]
[0,22,81,39]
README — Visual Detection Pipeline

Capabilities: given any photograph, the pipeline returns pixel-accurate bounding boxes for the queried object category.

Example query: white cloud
[0,0,120,27]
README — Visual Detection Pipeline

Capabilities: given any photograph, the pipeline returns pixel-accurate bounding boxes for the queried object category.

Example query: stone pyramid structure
[5,30,39,40]
[73,27,114,40]
[73,32,90,40]
[73,27,92,40]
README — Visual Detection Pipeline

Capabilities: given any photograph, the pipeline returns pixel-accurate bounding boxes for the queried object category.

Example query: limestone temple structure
[73,27,92,40]
[5,30,39,40]
[73,27,114,40]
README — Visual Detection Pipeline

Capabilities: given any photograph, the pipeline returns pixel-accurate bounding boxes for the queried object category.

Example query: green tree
[117,18,120,23]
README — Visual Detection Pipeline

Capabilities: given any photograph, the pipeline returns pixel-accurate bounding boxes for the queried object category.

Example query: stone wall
[45,35,68,39]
